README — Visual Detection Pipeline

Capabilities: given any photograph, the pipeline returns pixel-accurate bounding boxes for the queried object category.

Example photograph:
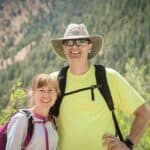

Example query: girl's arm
[6,112,28,150]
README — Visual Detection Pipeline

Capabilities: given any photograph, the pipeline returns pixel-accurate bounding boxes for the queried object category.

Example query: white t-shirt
[6,110,58,150]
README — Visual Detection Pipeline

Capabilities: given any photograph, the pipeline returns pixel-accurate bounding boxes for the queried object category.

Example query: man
[50,23,150,150]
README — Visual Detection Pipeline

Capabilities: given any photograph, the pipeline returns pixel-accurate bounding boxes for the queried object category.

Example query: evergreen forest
[0,0,150,149]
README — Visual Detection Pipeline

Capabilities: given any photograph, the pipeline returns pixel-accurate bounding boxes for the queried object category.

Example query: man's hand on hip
[103,134,130,150]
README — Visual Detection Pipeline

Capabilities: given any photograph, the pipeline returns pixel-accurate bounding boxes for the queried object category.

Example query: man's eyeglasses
[62,39,91,47]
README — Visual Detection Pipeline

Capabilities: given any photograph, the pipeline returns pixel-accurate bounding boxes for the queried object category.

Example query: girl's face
[32,85,57,111]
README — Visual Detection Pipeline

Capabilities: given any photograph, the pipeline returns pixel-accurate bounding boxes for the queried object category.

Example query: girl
[6,74,60,150]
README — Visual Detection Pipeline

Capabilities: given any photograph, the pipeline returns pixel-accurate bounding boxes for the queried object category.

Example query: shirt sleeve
[6,112,28,150]
[106,68,145,116]
[49,71,59,79]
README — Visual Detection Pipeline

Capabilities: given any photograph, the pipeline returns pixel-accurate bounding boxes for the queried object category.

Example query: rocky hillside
[0,0,51,69]
[0,0,149,107]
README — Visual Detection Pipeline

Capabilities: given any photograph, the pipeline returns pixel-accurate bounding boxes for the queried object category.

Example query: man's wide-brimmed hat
[51,23,103,59]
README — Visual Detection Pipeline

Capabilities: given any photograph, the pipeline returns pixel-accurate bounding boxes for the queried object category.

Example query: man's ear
[62,45,65,51]
[88,43,93,53]
[62,45,66,55]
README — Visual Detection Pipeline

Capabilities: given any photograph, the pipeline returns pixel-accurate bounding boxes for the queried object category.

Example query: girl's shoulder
[9,109,33,125]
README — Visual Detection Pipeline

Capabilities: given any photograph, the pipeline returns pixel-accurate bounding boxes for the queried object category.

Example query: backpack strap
[51,66,69,117]
[95,65,114,110]
[48,110,57,130]
[95,65,124,141]
[21,110,34,149]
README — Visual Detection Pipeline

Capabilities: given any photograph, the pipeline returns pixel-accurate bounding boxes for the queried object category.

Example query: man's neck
[69,61,90,75]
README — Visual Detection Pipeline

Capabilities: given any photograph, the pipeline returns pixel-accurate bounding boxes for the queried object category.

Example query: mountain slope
[0,0,149,107]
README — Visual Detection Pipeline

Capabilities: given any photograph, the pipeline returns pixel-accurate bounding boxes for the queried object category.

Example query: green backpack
[51,64,124,141]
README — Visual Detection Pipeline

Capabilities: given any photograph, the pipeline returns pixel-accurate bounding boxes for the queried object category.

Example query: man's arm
[128,103,150,145]
[103,103,150,150]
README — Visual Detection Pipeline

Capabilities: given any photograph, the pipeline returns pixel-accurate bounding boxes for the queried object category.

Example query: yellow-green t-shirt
[57,66,144,150]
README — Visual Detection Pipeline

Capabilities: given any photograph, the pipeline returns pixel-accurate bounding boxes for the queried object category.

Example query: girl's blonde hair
[32,73,60,96]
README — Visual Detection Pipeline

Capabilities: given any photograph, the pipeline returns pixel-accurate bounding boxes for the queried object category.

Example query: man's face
[62,39,93,61]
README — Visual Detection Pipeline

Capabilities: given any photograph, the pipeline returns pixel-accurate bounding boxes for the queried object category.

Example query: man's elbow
[134,103,150,123]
